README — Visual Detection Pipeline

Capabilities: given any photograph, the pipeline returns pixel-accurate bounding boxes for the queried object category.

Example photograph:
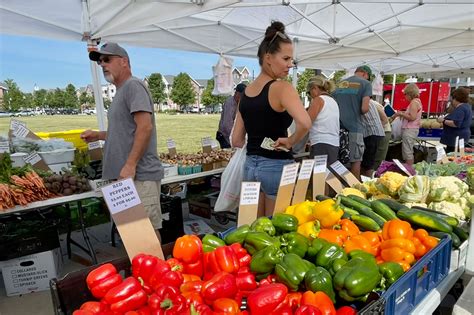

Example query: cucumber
[378,199,409,213]
[371,200,398,221]
[340,205,360,216]
[410,206,459,227]
[315,195,331,201]
[397,208,453,233]
[340,196,386,226]
[351,214,381,232]
[452,226,469,242]
[347,195,372,207]
[429,231,461,249]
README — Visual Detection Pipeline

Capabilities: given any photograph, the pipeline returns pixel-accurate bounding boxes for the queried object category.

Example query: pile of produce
[420,119,443,129]
[414,160,467,178]
[42,172,92,196]
[11,137,73,153]
[160,150,232,167]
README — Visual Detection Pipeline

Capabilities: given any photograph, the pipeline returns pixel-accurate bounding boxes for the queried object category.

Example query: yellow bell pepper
[284,204,297,215]
[288,200,316,225]
[312,198,344,228]
[297,220,320,239]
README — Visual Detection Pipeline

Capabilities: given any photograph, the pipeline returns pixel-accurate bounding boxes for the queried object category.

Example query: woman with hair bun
[231,21,311,216]
[306,75,339,164]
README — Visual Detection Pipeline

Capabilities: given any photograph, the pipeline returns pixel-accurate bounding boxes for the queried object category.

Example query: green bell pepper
[304,267,336,303]
[378,262,404,289]
[250,217,276,236]
[224,224,250,245]
[348,249,376,262]
[328,258,347,276]
[280,232,309,258]
[202,234,226,252]
[244,231,280,255]
[334,256,382,302]
[275,253,315,291]
[306,238,348,270]
[250,245,284,275]
[272,213,298,234]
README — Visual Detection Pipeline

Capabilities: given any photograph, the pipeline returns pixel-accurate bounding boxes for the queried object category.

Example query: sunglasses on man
[97,55,121,65]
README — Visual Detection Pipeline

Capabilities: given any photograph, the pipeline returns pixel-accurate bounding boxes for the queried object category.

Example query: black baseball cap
[89,42,129,62]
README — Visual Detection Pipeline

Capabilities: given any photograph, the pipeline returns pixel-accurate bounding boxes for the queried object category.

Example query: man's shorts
[134,180,162,229]
[243,155,294,199]
[362,135,384,170]
[349,132,365,162]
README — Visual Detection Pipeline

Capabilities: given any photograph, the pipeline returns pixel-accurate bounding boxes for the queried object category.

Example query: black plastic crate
[159,194,184,244]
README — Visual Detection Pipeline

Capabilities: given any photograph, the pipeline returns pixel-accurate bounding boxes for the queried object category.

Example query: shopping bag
[214,146,246,212]
[391,117,402,141]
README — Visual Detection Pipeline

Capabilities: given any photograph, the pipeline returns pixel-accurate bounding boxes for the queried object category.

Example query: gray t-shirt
[102,77,163,181]
[333,75,372,133]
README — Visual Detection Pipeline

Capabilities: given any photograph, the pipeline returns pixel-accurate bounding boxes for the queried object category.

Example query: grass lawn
[0,113,221,153]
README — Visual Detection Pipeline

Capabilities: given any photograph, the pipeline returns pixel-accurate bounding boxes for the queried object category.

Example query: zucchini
[410,206,459,227]
[397,208,453,233]
[378,199,409,213]
[347,195,372,207]
[315,195,331,201]
[351,214,381,232]
[371,200,398,221]
[340,196,386,226]
[452,226,469,242]
[429,231,461,249]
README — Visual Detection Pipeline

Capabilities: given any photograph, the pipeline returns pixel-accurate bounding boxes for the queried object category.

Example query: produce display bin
[362,235,452,314]
[418,128,443,138]
[159,194,185,245]
[36,129,88,150]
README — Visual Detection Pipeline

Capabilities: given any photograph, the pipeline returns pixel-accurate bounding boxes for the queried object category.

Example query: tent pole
[427,80,433,118]
[87,40,107,131]
[391,73,396,107]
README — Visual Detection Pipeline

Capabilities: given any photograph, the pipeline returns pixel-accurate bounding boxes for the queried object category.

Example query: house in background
[101,83,116,101]
[0,81,8,110]
[233,66,252,85]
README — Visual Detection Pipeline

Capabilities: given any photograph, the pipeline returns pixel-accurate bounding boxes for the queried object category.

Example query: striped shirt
[362,101,385,137]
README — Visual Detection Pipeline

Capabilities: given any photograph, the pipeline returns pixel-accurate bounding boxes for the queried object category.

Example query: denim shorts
[243,155,294,199]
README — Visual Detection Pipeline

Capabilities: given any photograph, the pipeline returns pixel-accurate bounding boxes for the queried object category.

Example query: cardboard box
[450,240,468,272]
[188,197,212,219]
[2,248,62,296]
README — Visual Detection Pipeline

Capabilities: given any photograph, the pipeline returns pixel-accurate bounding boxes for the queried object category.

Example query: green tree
[333,70,347,84]
[104,98,112,109]
[23,93,34,108]
[296,69,316,94]
[147,73,166,106]
[3,79,24,111]
[201,79,227,108]
[383,74,408,84]
[50,88,65,108]
[64,84,79,108]
[170,72,196,110]
[79,91,95,107]
[33,89,48,108]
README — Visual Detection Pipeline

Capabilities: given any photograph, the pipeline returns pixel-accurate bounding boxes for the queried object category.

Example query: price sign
[201,136,212,147]
[329,161,360,186]
[0,141,10,154]
[166,139,176,149]
[88,141,103,150]
[313,155,327,174]
[280,163,299,186]
[393,159,411,176]
[331,161,348,176]
[436,145,448,163]
[298,159,315,180]
[459,138,465,156]
[10,119,26,131]
[240,182,261,206]
[102,178,141,214]
[23,152,42,165]
[274,162,300,214]
[293,159,314,205]
[12,124,29,138]
[455,136,460,157]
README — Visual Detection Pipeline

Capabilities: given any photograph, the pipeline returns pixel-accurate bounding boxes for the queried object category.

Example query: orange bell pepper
[343,235,372,254]
[382,219,413,240]
[301,291,336,315]
[337,219,360,236]
[173,235,203,277]
[360,231,381,256]
[317,229,348,246]
[380,238,416,268]
[414,228,439,252]
[411,237,427,258]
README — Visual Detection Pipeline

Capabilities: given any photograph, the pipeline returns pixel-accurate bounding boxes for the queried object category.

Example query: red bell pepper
[166,258,184,272]
[213,298,240,314]
[295,305,323,315]
[235,267,257,291]
[190,304,212,315]
[182,291,204,307]
[208,246,240,274]
[75,301,110,314]
[270,300,293,315]
[285,292,303,312]
[103,277,148,313]
[183,274,201,283]
[230,243,251,267]
[336,306,357,315]
[125,306,152,315]
[132,254,169,293]
[72,311,94,315]
[148,285,187,314]
[247,283,288,313]
[201,271,237,303]
[301,291,336,315]
[258,274,276,287]
[86,263,123,299]
[180,280,203,294]
[173,235,203,277]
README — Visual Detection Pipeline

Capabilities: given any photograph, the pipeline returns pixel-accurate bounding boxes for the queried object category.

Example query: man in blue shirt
[333,66,373,179]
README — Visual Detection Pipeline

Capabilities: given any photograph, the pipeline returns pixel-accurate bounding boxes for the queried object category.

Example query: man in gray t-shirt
[81,42,164,233]
[333,65,373,180]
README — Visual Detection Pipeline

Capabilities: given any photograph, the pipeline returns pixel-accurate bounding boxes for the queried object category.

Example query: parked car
[83,108,96,115]
[0,111,11,118]
[13,110,35,117]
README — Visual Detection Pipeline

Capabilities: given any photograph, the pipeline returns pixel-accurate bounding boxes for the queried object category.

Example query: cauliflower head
[429,176,469,202]
[429,201,466,220]
[376,172,407,197]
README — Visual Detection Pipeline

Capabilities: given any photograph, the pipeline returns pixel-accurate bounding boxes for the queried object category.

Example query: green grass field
[0,114,221,153]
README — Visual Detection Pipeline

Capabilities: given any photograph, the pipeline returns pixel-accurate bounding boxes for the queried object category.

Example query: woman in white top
[306,76,340,165]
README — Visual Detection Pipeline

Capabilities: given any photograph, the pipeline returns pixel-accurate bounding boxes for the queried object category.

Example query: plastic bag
[391,117,402,141]
[214,146,246,212]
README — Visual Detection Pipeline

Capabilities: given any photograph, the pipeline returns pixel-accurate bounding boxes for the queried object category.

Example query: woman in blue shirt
[439,87,472,152]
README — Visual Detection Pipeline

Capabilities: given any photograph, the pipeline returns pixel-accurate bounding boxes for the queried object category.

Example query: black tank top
[239,80,293,159]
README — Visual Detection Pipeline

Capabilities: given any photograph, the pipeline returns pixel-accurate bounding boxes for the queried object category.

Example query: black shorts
[362,135,384,170]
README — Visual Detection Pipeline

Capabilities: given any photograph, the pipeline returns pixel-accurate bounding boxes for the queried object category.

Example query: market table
[161,167,225,185]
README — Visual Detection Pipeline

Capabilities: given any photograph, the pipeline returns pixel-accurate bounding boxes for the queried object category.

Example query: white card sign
[12,124,29,138]
[10,119,26,131]
[455,136,460,157]
[240,182,261,206]
[436,145,447,163]
[313,155,327,174]
[280,163,299,186]
[0,141,10,154]
[23,152,42,165]
[329,160,360,186]
[166,139,176,149]
[88,140,103,150]
[201,136,212,147]
[360,175,371,183]
[393,159,411,176]
[102,178,142,215]
[298,159,315,180]
[459,138,465,156]
[331,160,348,176]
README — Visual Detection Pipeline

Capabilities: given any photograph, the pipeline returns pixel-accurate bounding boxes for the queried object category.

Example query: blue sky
[0,34,261,93]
